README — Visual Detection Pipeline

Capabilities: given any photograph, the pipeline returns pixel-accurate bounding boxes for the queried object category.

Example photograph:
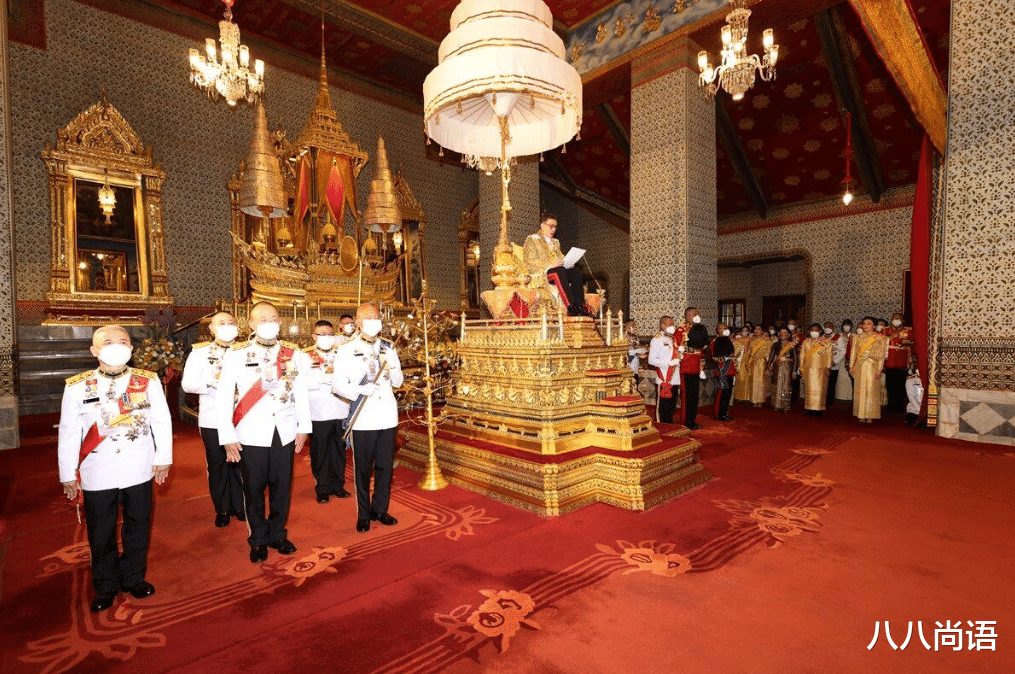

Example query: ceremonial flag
[293,156,310,224]
[325,158,345,227]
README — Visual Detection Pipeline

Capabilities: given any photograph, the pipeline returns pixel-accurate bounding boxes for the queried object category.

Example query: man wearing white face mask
[337,313,357,345]
[58,325,172,612]
[673,307,709,430]
[333,303,404,533]
[216,302,311,563]
[182,312,245,527]
[304,320,351,503]
[647,316,679,424]
[883,312,914,414]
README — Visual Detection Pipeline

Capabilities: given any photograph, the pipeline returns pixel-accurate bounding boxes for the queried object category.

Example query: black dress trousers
[351,427,397,520]
[310,418,346,498]
[239,430,294,547]
[83,479,153,594]
[200,427,244,516]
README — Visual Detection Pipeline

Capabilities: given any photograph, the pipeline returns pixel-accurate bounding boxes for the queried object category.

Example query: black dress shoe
[215,513,231,528]
[316,494,330,504]
[333,487,350,498]
[232,509,246,522]
[719,415,733,422]
[90,592,118,612]
[372,513,398,526]
[249,545,268,563]
[123,581,156,599]
[267,538,297,555]
[686,423,703,430]
[356,519,370,533]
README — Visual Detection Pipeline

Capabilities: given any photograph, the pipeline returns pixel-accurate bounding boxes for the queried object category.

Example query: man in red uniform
[709,322,736,422]
[673,307,709,430]
[882,312,914,414]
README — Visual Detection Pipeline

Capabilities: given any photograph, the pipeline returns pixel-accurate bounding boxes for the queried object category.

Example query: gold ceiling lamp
[97,169,116,224]
[697,0,778,102]
[423,0,582,290]
[239,101,287,248]
[188,0,265,107]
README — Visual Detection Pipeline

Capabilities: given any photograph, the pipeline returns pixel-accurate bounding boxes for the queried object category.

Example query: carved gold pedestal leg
[416,283,448,491]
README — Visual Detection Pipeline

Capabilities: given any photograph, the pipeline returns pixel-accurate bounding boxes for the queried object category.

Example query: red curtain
[909,134,933,402]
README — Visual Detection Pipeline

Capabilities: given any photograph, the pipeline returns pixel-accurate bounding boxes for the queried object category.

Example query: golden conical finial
[239,102,286,218]
[362,136,401,233]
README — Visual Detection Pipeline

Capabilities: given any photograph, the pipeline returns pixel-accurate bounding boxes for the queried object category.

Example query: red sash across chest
[232,345,295,426]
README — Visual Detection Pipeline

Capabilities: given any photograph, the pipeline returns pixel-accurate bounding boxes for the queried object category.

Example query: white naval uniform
[182,340,245,517]
[58,368,173,491]
[305,346,350,422]
[304,344,352,499]
[214,340,312,447]
[648,332,681,386]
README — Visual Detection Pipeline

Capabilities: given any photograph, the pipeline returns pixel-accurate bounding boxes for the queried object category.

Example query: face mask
[769,329,776,335]
[741,331,749,337]
[843,325,851,332]
[342,323,355,335]
[823,327,833,335]
[788,324,796,332]
[362,319,383,337]
[810,331,820,339]
[722,329,730,337]
[215,324,238,343]
[255,321,280,341]
[98,343,132,368]
[665,325,675,335]
[875,325,884,332]
[691,315,701,324]
[892,319,902,327]
[315,335,335,350]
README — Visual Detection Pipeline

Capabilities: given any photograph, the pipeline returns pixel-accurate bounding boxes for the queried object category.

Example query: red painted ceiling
[148,0,950,221]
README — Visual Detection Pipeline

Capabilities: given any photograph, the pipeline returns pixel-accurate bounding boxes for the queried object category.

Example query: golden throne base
[398,423,710,517]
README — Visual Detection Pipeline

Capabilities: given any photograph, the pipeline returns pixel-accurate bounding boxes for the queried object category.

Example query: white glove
[668,358,680,367]
[677,346,686,353]
[699,371,707,380]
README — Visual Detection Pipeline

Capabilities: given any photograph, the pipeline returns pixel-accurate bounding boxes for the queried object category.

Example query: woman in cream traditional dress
[745,325,773,407]
[732,326,752,404]
[800,323,834,416]
[849,317,888,424]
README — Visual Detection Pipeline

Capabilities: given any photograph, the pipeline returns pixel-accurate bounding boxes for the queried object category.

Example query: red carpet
[1,404,1012,673]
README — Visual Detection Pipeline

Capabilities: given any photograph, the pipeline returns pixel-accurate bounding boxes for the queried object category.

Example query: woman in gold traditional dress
[732,325,752,404]
[800,323,834,416]
[767,327,798,412]
[745,325,773,407]
[849,316,888,424]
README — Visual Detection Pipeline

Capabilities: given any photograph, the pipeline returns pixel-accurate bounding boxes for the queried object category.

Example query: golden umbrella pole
[417,281,448,491]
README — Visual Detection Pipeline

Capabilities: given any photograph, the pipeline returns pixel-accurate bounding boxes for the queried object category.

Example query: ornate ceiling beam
[715,97,767,219]
[545,153,579,194]
[281,0,438,65]
[540,173,630,233]
[847,0,946,153]
[815,6,885,203]
[595,102,630,156]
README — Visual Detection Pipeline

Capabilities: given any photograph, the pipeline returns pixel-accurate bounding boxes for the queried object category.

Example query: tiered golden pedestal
[398,317,710,516]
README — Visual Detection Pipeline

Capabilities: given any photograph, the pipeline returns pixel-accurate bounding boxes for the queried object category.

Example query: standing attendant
[305,320,351,503]
[216,302,311,563]
[835,319,855,401]
[823,322,842,407]
[673,308,709,430]
[850,317,888,424]
[709,323,736,422]
[59,325,172,612]
[883,312,914,414]
[648,316,680,424]
[800,324,834,416]
[767,328,798,412]
[746,325,773,407]
[181,311,245,527]
[732,326,752,405]
[333,303,404,533]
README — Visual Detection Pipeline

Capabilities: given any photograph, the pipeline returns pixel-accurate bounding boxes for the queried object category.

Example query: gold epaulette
[65,369,96,386]
[280,340,298,350]
[302,345,315,352]
[130,368,159,379]
[231,340,251,350]
[191,340,211,349]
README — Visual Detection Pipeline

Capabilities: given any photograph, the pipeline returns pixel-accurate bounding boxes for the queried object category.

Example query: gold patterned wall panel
[629,51,716,329]
[717,205,912,322]
[9,0,477,311]
[1,1,17,397]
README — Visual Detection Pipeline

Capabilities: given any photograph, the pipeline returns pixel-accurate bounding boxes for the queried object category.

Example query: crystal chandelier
[98,169,116,224]
[188,0,265,108]
[697,0,778,102]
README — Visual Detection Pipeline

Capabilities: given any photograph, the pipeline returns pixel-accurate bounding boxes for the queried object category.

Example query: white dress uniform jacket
[304,346,350,422]
[648,333,680,385]
[181,341,231,429]
[215,340,312,446]
[58,368,173,491]
[831,333,848,372]
[333,337,403,431]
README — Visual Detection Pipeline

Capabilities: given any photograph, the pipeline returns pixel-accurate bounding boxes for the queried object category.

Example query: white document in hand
[562,247,586,269]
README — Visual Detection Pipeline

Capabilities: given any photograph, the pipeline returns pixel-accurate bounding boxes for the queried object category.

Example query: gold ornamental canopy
[362,136,401,234]
[238,101,286,218]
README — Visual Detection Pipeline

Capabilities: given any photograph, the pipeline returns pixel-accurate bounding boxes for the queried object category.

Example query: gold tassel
[439,147,444,157]
[562,144,567,154]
